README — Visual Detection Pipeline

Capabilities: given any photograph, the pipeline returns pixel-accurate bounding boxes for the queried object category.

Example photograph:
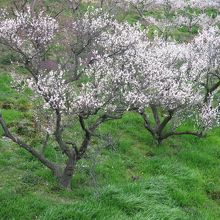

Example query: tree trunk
[150,131,163,145]
[59,157,76,189]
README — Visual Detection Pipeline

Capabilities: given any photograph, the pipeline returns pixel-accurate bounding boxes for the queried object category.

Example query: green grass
[0,72,220,220]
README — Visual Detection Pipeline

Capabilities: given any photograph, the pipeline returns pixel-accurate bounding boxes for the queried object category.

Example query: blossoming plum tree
[0,2,146,188]
[119,0,220,144]
[128,37,220,144]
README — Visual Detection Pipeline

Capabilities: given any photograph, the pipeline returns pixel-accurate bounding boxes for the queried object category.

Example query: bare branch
[0,112,61,176]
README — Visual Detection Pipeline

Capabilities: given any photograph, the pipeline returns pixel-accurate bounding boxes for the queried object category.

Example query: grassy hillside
[0,1,220,219]
[0,69,220,220]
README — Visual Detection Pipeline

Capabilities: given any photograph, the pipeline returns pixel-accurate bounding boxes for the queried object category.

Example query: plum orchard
[0,0,219,188]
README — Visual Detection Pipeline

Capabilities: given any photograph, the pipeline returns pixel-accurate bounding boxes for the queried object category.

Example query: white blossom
[0,5,58,57]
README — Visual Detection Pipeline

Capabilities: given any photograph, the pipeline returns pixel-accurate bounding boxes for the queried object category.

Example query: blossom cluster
[123,0,220,10]
[26,69,70,111]
[0,5,58,57]
[199,101,220,130]
[144,13,220,32]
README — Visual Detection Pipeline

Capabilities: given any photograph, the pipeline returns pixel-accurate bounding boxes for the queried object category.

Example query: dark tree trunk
[59,157,76,189]
[140,107,202,145]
